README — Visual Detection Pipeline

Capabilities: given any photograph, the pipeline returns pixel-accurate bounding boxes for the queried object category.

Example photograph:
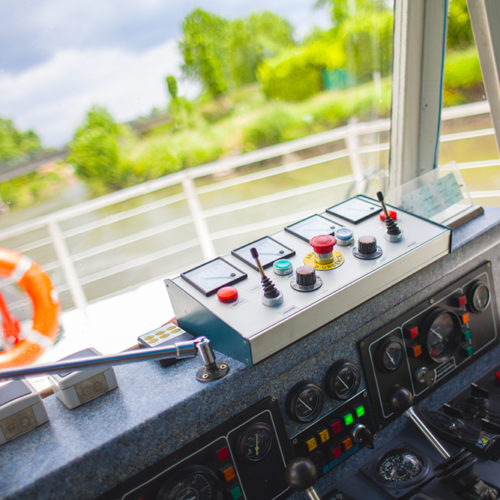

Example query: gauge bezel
[374,447,431,486]
[468,281,491,313]
[237,421,274,462]
[421,308,461,364]
[231,236,295,271]
[324,360,361,400]
[285,380,324,423]
[377,336,404,372]
[180,257,247,296]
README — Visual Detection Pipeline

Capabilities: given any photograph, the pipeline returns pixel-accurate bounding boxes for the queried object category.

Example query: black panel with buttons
[359,262,499,430]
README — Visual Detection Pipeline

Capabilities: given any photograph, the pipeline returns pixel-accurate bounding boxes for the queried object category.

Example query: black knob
[353,235,382,260]
[358,235,377,254]
[285,457,318,491]
[296,265,317,287]
[352,423,374,449]
[389,385,413,413]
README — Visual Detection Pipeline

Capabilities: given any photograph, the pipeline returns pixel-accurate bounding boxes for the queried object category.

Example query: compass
[232,236,295,271]
[326,197,380,224]
[180,257,247,296]
[285,214,342,242]
[375,448,429,485]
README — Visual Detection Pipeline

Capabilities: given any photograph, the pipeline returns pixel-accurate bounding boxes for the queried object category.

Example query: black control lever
[285,457,321,500]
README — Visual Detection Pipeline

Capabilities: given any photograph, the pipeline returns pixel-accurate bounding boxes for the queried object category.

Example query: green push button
[230,486,242,499]
[462,329,472,342]
[355,405,365,418]
[344,413,354,426]
[273,259,293,276]
[465,344,474,357]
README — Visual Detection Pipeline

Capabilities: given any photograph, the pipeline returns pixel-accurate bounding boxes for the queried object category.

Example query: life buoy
[0,248,59,368]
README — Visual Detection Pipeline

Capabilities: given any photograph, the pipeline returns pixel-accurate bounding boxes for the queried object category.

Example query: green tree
[165,75,178,100]
[447,0,474,50]
[68,106,133,191]
[316,0,387,30]
[179,9,295,96]
[0,118,42,162]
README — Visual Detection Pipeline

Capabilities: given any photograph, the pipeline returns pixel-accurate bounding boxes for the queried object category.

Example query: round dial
[325,360,361,400]
[157,465,224,500]
[286,381,324,423]
[237,421,273,462]
[378,337,404,372]
[468,282,490,312]
[422,308,461,363]
[376,448,426,484]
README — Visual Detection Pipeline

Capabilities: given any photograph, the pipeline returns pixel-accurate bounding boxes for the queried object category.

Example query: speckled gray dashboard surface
[1,208,499,499]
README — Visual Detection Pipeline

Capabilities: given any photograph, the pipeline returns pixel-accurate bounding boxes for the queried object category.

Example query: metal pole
[181,173,216,260]
[346,118,366,194]
[47,219,88,312]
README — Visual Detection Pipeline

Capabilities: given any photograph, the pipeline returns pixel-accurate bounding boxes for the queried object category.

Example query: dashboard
[1,198,500,500]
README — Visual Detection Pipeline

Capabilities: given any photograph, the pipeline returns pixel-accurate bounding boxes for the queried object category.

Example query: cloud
[0,39,199,147]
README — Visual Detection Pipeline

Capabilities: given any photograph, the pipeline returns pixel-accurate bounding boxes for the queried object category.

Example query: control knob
[291,265,323,292]
[285,457,320,500]
[389,385,414,413]
[353,235,382,260]
[352,423,374,449]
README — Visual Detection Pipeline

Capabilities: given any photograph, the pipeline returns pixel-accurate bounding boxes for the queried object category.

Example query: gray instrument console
[166,195,451,365]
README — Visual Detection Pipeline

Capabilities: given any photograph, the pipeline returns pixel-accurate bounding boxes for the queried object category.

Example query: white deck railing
[0,101,497,314]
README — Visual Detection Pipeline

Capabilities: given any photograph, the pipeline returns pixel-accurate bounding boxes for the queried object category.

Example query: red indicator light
[331,420,342,435]
[495,371,500,385]
[331,446,342,459]
[217,446,230,462]
[459,295,467,307]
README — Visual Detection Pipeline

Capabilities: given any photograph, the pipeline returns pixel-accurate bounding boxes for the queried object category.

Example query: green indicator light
[273,259,293,276]
[344,413,354,426]
[275,260,291,269]
[230,486,242,500]
[463,329,472,341]
[465,344,474,357]
[355,405,365,418]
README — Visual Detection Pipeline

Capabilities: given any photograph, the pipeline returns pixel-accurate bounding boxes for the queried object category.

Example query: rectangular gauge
[180,257,247,296]
[326,197,380,224]
[285,214,342,242]
[231,236,295,271]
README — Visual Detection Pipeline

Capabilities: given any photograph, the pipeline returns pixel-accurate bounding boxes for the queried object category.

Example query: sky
[0,0,330,147]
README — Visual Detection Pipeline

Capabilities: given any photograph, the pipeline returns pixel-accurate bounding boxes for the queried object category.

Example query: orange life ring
[0,248,59,368]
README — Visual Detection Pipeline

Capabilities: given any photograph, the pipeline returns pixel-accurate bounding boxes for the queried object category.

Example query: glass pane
[438,0,500,207]
[0,1,394,383]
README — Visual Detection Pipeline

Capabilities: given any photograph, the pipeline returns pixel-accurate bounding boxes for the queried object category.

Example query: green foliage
[258,39,345,101]
[447,0,474,50]
[443,48,483,105]
[68,106,136,192]
[316,0,389,30]
[338,10,393,82]
[165,75,178,100]
[0,118,42,162]
[179,9,295,96]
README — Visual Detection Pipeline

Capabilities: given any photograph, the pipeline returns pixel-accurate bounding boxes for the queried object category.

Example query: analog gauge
[232,236,295,271]
[285,214,341,242]
[377,337,404,372]
[180,257,247,296]
[376,448,427,485]
[326,197,380,224]
[237,421,273,462]
[156,465,225,500]
[325,360,361,400]
[422,308,461,363]
[286,381,324,423]
[468,282,490,312]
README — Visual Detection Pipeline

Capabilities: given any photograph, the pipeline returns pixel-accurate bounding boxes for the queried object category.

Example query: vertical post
[390,0,448,194]
[181,173,216,261]
[47,219,88,313]
[467,0,500,156]
[346,118,366,194]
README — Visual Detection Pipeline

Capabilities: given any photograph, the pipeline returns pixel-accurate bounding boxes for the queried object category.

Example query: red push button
[379,210,397,222]
[331,420,342,435]
[331,446,342,459]
[457,295,467,307]
[405,326,419,339]
[309,235,336,254]
[217,286,238,303]
[217,446,230,462]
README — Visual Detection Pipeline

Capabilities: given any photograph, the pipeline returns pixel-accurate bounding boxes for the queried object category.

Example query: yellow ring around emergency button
[303,251,344,270]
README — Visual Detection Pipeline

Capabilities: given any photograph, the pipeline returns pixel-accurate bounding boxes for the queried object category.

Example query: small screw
[202,373,209,379]
[429,298,434,304]
[293,439,298,445]
[363,391,368,398]
[220,364,227,369]
[374,434,378,440]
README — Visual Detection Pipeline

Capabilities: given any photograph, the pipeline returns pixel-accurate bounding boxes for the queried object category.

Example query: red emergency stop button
[309,235,336,255]
[217,286,238,303]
